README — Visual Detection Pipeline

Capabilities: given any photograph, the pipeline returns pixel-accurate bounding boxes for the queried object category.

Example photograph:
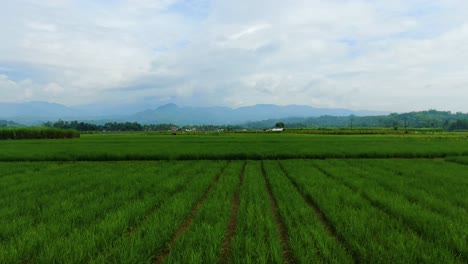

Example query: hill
[129,103,383,125]
[0,101,383,125]
[0,120,23,127]
[243,110,468,130]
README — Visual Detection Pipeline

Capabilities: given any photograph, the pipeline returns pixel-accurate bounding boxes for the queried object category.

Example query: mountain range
[0,101,386,125]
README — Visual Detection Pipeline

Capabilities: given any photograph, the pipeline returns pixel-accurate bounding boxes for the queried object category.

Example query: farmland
[0,133,467,263]
[1,132,468,161]
[0,127,79,140]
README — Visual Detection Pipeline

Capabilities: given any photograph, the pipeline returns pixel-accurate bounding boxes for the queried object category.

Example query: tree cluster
[245,110,468,131]
[41,110,468,132]
[43,120,243,132]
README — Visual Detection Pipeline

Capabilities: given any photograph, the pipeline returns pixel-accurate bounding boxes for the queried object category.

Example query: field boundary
[278,161,357,263]
[153,161,230,264]
[445,157,468,166]
[2,152,467,162]
[218,161,246,263]
[261,161,296,264]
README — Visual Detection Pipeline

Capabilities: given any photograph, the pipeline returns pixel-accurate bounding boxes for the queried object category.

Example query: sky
[1,0,468,112]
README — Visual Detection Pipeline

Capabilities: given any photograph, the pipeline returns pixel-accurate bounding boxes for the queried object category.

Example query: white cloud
[229,23,271,40]
[1,0,468,112]
[43,82,64,95]
[0,75,35,101]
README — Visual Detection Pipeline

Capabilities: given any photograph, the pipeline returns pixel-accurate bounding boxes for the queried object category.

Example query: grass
[263,160,353,263]
[446,155,468,165]
[317,159,467,262]
[340,160,468,230]
[364,159,468,208]
[280,160,460,263]
[1,132,466,263]
[164,161,243,263]
[0,161,226,263]
[90,161,226,263]
[1,159,465,263]
[0,133,467,161]
[229,161,284,263]
[0,127,79,140]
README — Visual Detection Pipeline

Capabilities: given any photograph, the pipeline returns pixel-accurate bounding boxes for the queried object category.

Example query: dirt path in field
[278,161,357,264]
[218,161,246,264]
[261,161,296,264]
[154,161,230,264]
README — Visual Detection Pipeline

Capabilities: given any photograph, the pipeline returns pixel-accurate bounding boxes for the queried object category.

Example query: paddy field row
[1,159,466,263]
[1,133,468,161]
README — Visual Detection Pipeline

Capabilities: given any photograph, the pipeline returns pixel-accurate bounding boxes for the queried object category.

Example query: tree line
[245,110,468,131]
[43,120,242,132]
[41,110,468,132]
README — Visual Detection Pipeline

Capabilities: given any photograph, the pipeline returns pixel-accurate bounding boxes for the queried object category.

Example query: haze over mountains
[0,101,385,126]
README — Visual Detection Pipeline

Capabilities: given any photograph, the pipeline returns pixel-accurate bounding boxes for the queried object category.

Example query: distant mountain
[0,101,80,124]
[0,101,134,125]
[242,110,468,130]
[70,102,155,116]
[0,101,386,125]
[0,101,76,118]
[129,103,385,125]
[129,103,232,125]
[0,120,23,127]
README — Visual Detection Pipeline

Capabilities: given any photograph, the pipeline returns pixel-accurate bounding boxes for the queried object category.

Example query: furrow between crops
[372,160,468,211]
[218,161,246,264]
[310,162,466,262]
[153,161,229,264]
[277,161,357,264]
[124,177,197,239]
[310,162,424,231]
[340,160,468,220]
[260,161,296,264]
[82,179,193,263]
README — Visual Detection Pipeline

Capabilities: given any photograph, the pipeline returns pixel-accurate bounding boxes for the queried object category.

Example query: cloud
[43,82,64,96]
[0,74,48,102]
[229,23,271,40]
[0,73,90,103]
[1,0,468,112]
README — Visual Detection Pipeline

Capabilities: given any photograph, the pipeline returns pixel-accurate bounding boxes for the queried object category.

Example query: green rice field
[1,133,468,161]
[0,133,467,263]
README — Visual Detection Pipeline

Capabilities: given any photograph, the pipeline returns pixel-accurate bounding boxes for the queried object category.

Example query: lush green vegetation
[0,127,79,140]
[1,133,466,263]
[263,160,352,263]
[0,133,467,161]
[163,161,242,263]
[447,155,468,166]
[1,158,466,263]
[0,161,226,263]
[37,109,468,132]
[45,120,240,132]
[245,110,468,130]
[229,161,283,263]
[284,127,444,134]
[279,160,466,263]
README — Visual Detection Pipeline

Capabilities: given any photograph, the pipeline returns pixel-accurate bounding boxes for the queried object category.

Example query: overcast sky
[1,0,468,112]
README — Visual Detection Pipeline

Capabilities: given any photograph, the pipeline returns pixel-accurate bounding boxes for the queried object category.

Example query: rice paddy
[0,132,467,263]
